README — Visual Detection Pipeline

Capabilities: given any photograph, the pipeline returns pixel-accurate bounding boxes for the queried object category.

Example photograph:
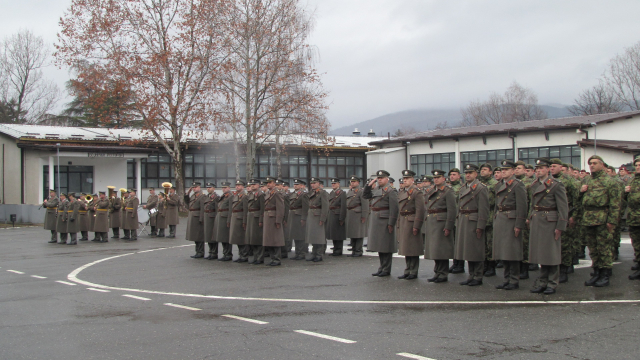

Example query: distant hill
[330,105,572,136]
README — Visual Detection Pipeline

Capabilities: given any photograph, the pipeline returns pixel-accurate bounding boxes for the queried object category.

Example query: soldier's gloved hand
[276,223,281,229]
[514,227,521,237]
[526,219,530,229]
[475,228,483,239]
[607,223,614,232]
[412,228,418,236]
[626,185,631,193]
[443,229,450,237]
[387,225,393,234]
[259,222,263,227]
[580,185,588,192]
[554,229,562,241]
[340,221,344,226]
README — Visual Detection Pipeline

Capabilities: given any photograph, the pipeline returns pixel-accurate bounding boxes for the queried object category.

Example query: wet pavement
[1,226,639,359]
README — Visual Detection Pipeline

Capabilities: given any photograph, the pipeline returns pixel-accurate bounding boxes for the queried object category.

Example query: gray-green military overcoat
[345,186,369,238]
[326,189,347,240]
[424,185,457,260]
[528,176,569,265]
[156,199,167,229]
[165,193,180,226]
[43,196,59,230]
[78,200,90,232]
[214,192,231,243]
[454,179,490,262]
[305,189,329,245]
[109,197,122,228]
[56,200,69,233]
[66,200,81,233]
[93,199,111,233]
[397,185,425,256]
[228,190,247,245]
[123,197,139,230]
[185,191,206,242]
[244,190,264,246]
[288,190,308,240]
[493,178,527,261]
[146,194,158,226]
[203,192,218,242]
[363,183,399,253]
[263,189,285,247]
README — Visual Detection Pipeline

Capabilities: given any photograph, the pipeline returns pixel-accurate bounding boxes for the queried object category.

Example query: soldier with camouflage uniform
[580,155,621,288]
[625,157,640,280]
[478,163,498,277]
[606,165,625,261]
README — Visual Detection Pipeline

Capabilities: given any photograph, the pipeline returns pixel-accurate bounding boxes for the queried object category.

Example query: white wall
[366,148,406,180]
[583,147,634,169]
[586,116,640,141]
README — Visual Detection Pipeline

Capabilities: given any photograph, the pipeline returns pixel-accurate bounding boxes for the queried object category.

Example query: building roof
[370,110,640,145]
[577,139,640,153]
[0,124,384,150]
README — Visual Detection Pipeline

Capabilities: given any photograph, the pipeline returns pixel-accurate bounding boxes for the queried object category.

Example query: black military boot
[572,254,580,265]
[451,260,466,274]
[566,264,574,274]
[150,226,156,237]
[121,229,130,240]
[157,229,165,237]
[449,259,458,272]
[594,268,610,287]
[495,260,504,269]
[585,268,600,286]
[629,269,640,280]
[614,247,619,261]
[520,262,529,280]
[112,228,119,239]
[559,265,568,284]
[578,246,586,259]
[483,261,496,277]
[528,263,539,271]
[632,262,640,271]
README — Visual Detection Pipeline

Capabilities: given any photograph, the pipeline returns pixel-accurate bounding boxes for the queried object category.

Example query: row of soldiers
[42,188,178,244]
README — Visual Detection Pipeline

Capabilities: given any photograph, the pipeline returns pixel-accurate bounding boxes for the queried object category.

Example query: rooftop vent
[367,129,376,137]
[352,128,360,136]
[45,133,59,139]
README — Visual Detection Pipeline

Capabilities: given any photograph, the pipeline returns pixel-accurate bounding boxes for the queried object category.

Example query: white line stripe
[294,330,356,344]
[87,288,110,293]
[221,314,268,324]
[137,249,156,253]
[164,303,200,311]
[397,353,437,360]
[31,275,47,279]
[6,270,25,274]
[66,244,640,306]
[123,294,151,301]
[56,280,77,286]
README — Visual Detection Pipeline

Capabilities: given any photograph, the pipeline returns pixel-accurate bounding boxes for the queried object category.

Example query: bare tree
[460,81,547,126]
[603,41,640,111]
[0,29,59,123]
[568,82,624,116]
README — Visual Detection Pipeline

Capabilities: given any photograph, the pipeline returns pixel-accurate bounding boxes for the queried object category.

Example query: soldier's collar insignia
[472,184,477,190]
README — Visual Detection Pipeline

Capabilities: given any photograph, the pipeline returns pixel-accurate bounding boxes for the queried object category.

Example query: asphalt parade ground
[1,226,639,360]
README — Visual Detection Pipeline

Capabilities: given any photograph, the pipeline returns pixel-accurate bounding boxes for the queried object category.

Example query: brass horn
[162,182,173,194]
[119,187,127,200]
[85,194,93,202]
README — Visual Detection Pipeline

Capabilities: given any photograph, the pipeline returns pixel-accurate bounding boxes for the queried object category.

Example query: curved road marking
[67,245,640,305]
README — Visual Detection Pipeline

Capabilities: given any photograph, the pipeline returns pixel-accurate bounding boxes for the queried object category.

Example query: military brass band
[44,153,640,293]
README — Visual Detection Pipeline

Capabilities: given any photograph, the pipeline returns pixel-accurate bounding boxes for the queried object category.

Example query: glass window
[328,157,337,165]
[318,156,327,165]
[347,157,355,165]
[159,164,170,178]
[185,154,194,163]
[460,149,513,170]
[159,154,170,163]
[518,145,581,170]
[410,152,455,177]
[206,165,216,178]
[355,157,363,165]
[147,163,159,178]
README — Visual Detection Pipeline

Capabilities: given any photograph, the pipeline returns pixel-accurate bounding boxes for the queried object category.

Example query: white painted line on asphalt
[294,330,356,344]
[164,303,200,311]
[6,270,25,274]
[221,314,268,324]
[137,249,156,253]
[87,288,110,293]
[31,275,47,279]
[397,352,437,360]
[123,294,151,301]
[56,280,77,286]
[67,244,640,306]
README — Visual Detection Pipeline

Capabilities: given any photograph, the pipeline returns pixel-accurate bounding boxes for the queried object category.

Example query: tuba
[119,188,127,201]
[85,194,93,202]
[107,186,116,199]
[162,182,173,194]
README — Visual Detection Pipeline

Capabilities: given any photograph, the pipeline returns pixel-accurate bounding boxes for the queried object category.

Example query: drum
[149,208,158,215]
[137,205,150,223]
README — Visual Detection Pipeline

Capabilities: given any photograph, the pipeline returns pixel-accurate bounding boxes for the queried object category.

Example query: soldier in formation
[109,190,122,239]
[185,182,206,258]
[262,176,286,266]
[424,169,457,283]
[364,170,398,277]
[288,179,309,260]
[165,186,180,238]
[345,176,369,257]
[215,182,233,261]
[245,179,265,264]
[229,180,249,262]
[122,189,139,241]
[203,183,219,260]
[44,189,59,243]
[156,192,167,237]
[306,177,329,262]
[143,187,159,237]
[327,178,347,256]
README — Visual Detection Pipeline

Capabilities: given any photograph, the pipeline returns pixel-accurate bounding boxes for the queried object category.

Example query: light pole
[56,143,61,194]
[270,147,275,176]
[591,122,597,155]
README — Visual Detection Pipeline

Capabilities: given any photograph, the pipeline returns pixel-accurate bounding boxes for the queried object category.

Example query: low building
[367,111,640,178]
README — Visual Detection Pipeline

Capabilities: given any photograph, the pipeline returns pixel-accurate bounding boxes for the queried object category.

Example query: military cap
[464,164,480,172]
[399,178,404,184]
[129,188,137,193]
[67,192,76,198]
[205,182,215,188]
[293,178,306,185]
[60,193,67,197]
[479,163,492,171]
[500,160,517,169]
[261,181,268,186]
[562,163,572,168]
[620,164,629,170]
[607,165,616,171]
[148,187,155,191]
[92,193,98,196]
[588,155,605,163]
[514,160,526,167]
[401,169,416,178]
[494,167,502,172]
[171,186,177,189]
[220,181,231,187]
[634,158,640,165]
[319,179,325,185]
[349,175,361,182]
[235,180,246,186]
[525,164,535,170]
[81,192,87,196]
[98,191,105,195]
[265,176,277,183]
[246,178,259,185]
[389,177,395,183]
[549,158,563,165]
[448,168,460,174]
[331,178,340,184]
[191,182,201,187]
[49,189,56,192]
[423,175,434,182]
[275,178,285,185]
[283,181,290,187]
[534,158,551,167]
[432,169,446,177]
[375,170,390,178]
[309,177,321,183]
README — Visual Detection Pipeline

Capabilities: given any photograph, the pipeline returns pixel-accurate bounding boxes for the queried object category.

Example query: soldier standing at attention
[44,189,59,243]
[478,163,498,277]
[327,178,347,256]
[203,183,219,260]
[120,190,130,240]
[525,164,536,183]
[156,193,167,237]
[625,157,640,280]
[305,177,329,262]
[89,193,99,241]
[279,181,293,258]
[109,191,122,239]
[580,155,621,287]
[606,165,625,261]
[345,176,369,257]
[363,170,399,277]
[493,160,527,290]
[215,182,233,261]
[528,158,569,295]
[514,160,534,279]
[124,189,140,241]
[493,168,503,182]
[56,193,69,244]
[65,193,80,245]
[165,187,180,238]
[184,182,206,258]
[448,168,465,275]
[549,159,580,283]
[93,191,110,242]
[289,179,309,260]
[396,170,425,280]
[245,179,265,264]
[78,193,90,241]
[143,188,159,237]
[456,164,490,286]
[229,180,249,262]
[424,169,457,283]
[262,177,285,266]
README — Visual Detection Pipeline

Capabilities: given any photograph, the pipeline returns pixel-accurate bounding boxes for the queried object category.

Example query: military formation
[42,154,640,294]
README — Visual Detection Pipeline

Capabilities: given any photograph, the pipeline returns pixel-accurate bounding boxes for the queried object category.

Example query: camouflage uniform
[479,172,498,275]
[625,172,640,278]
[552,172,580,268]
[517,174,535,268]
[579,162,621,287]
[611,174,625,258]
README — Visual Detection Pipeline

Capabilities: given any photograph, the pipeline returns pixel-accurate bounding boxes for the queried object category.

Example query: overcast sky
[2,0,640,128]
